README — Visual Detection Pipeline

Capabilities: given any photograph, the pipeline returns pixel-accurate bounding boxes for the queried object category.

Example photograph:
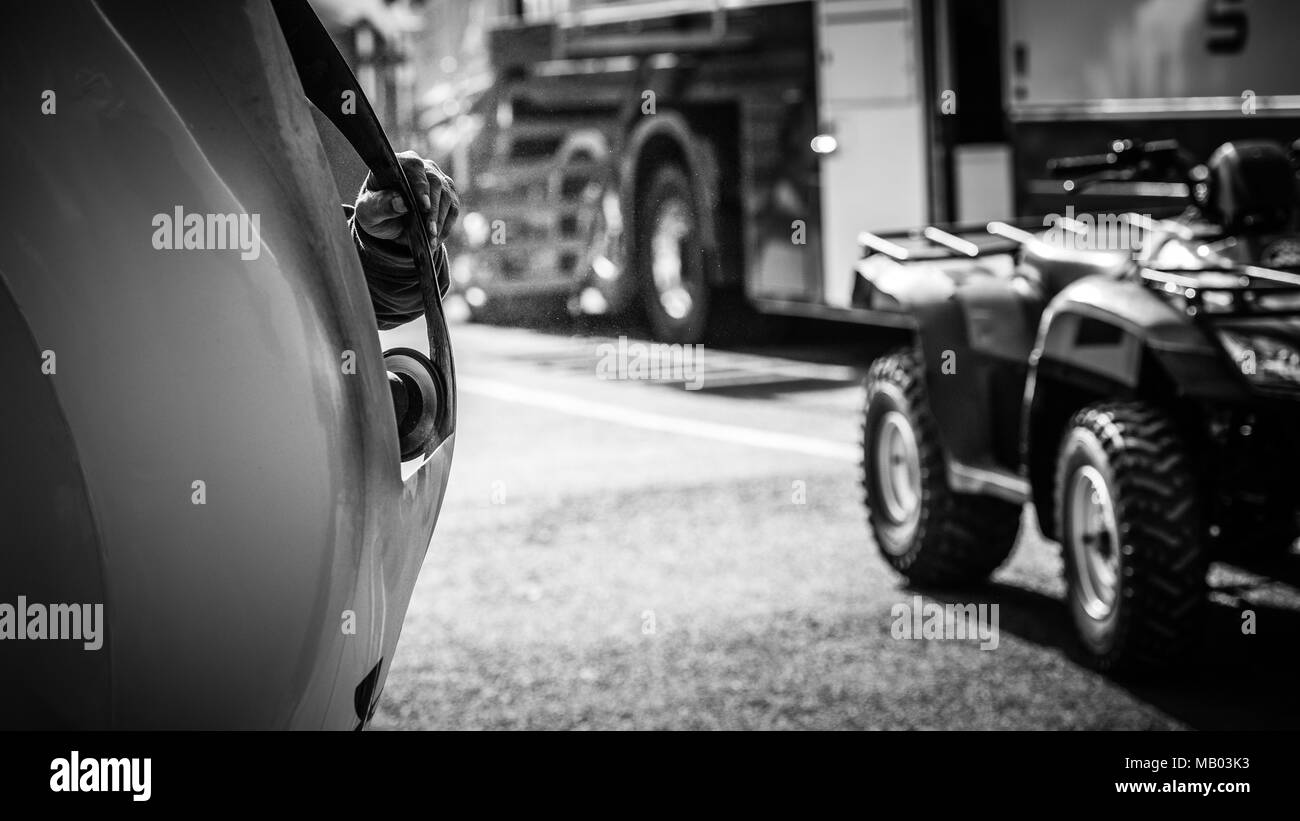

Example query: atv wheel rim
[650,199,694,320]
[1067,465,1121,621]
[875,410,922,537]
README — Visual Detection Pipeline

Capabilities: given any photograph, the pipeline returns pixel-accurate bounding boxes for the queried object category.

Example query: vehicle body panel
[814,0,928,307]
[0,0,454,729]
[858,249,1033,489]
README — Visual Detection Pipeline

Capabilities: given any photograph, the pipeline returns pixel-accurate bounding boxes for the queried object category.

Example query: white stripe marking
[459,377,859,463]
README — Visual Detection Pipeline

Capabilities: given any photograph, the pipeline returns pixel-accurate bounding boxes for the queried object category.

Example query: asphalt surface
[372,311,1300,730]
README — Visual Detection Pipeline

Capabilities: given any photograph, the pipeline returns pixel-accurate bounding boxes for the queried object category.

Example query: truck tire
[1055,402,1208,673]
[636,164,712,344]
[861,348,1021,585]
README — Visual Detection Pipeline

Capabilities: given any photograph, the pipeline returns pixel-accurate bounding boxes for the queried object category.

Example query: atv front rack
[1141,265,1300,317]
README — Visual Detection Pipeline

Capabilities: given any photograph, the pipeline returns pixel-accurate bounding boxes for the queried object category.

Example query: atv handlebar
[1047,139,1194,187]
[1046,150,1127,178]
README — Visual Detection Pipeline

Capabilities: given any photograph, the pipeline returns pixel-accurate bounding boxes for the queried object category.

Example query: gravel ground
[375,470,1282,730]
[373,323,1300,730]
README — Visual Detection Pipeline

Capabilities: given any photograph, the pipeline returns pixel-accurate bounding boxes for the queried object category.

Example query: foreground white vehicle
[0,0,456,729]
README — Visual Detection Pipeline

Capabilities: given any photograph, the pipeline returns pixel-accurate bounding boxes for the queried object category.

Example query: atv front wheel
[861,348,1021,585]
[1055,402,1208,672]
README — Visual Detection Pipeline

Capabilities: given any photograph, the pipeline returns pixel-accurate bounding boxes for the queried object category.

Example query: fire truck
[450,0,1299,344]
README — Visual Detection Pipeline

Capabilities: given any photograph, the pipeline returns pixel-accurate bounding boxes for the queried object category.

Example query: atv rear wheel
[861,348,1021,585]
[1055,402,1208,672]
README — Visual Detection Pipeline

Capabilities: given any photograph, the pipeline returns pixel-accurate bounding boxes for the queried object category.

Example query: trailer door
[815,0,928,307]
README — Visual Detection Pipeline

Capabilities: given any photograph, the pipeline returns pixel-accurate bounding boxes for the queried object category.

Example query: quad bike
[857,137,1300,672]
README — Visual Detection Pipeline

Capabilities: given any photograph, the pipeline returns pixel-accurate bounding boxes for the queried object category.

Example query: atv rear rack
[857,218,1037,262]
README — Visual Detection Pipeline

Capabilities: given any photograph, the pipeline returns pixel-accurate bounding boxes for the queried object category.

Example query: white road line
[459,376,860,463]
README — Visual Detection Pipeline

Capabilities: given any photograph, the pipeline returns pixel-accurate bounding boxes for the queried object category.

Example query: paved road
[372,316,1300,730]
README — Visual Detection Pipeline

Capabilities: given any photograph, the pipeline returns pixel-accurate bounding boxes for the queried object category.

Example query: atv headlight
[1217,329,1300,388]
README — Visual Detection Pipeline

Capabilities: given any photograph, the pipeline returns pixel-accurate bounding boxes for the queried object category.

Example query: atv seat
[1019,243,1132,299]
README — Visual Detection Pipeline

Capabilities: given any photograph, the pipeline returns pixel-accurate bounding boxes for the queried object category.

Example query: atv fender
[863,254,1036,490]
[1033,276,1245,399]
[1025,276,1247,537]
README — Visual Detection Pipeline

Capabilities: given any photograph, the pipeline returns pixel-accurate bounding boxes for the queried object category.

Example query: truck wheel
[861,348,1021,585]
[1055,402,1207,673]
[636,164,711,344]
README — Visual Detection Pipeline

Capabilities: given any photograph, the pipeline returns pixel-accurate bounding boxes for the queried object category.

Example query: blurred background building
[311,0,500,157]
[310,0,602,159]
